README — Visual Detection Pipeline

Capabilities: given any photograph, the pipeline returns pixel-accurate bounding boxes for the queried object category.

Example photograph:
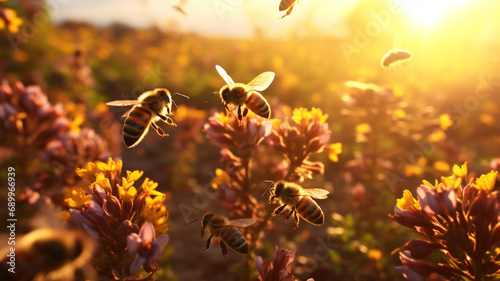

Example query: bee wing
[216,65,235,85]
[302,189,329,200]
[246,72,275,91]
[225,218,257,228]
[106,100,141,107]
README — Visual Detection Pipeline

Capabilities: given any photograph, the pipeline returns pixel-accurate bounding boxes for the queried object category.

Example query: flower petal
[127,233,142,255]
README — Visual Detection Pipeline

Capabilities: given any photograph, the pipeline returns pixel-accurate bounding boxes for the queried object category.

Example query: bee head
[220,85,230,102]
[157,89,171,104]
[201,212,214,238]
[274,181,285,197]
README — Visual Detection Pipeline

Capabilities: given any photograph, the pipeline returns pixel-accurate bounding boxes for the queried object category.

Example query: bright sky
[47,0,356,38]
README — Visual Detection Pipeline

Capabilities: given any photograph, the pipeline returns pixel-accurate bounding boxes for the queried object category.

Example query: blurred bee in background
[264,180,329,228]
[0,228,94,281]
[212,65,274,123]
[279,0,297,19]
[381,49,413,68]
[172,0,187,15]
[186,212,256,259]
[381,28,413,68]
[106,88,189,148]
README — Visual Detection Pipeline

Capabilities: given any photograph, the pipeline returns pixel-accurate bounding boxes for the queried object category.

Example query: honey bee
[0,228,94,281]
[381,49,413,68]
[214,65,274,122]
[106,88,188,148]
[279,0,297,19]
[187,212,256,259]
[265,180,329,228]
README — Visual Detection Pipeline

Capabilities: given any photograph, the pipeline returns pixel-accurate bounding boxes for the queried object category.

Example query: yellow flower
[65,187,92,209]
[368,249,383,261]
[93,173,112,193]
[473,171,498,191]
[422,179,439,189]
[356,123,372,135]
[428,130,446,142]
[292,107,328,125]
[211,168,230,189]
[96,157,123,174]
[439,114,453,130]
[433,161,450,172]
[452,162,468,178]
[326,142,342,162]
[403,157,427,177]
[141,177,165,198]
[396,190,421,210]
[393,108,406,119]
[441,175,462,189]
[126,170,144,182]
[0,9,23,34]
[76,162,98,179]
[118,177,137,201]
[143,196,169,233]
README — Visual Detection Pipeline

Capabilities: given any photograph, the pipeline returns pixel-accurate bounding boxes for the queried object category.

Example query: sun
[400,0,472,28]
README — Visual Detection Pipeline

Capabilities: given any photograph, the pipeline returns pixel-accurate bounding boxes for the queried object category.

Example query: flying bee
[211,65,274,123]
[279,0,297,19]
[381,49,413,68]
[264,180,329,228]
[0,228,94,281]
[186,212,256,259]
[106,88,188,148]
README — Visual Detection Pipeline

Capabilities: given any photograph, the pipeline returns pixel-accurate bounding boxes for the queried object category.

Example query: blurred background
[1,0,500,280]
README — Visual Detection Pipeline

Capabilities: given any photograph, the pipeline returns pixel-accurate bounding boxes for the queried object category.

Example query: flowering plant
[391,162,500,280]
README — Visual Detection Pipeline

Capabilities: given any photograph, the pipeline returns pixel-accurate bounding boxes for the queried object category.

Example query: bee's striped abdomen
[279,0,296,11]
[246,92,270,119]
[296,197,324,225]
[221,227,248,254]
[123,106,151,147]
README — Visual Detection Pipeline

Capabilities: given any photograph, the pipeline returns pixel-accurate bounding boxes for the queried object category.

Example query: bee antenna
[262,180,275,197]
[172,99,179,110]
[205,92,218,103]
[185,218,201,226]
[173,92,190,99]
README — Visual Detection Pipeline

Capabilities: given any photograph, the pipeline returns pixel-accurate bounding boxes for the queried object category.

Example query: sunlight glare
[401,0,472,27]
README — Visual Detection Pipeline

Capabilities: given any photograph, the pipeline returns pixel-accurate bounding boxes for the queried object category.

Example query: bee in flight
[106,88,188,148]
[186,212,256,259]
[381,49,413,68]
[279,0,298,19]
[212,65,274,123]
[264,180,329,228]
[0,228,94,281]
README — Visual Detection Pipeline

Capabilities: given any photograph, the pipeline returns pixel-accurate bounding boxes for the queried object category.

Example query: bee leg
[242,107,249,118]
[293,211,300,229]
[284,207,295,223]
[220,240,228,260]
[203,234,213,251]
[151,122,169,137]
[157,113,177,127]
[237,106,243,122]
[273,204,287,216]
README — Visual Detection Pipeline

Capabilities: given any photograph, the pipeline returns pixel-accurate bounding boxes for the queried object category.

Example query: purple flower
[416,185,456,216]
[256,246,296,281]
[127,222,169,274]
